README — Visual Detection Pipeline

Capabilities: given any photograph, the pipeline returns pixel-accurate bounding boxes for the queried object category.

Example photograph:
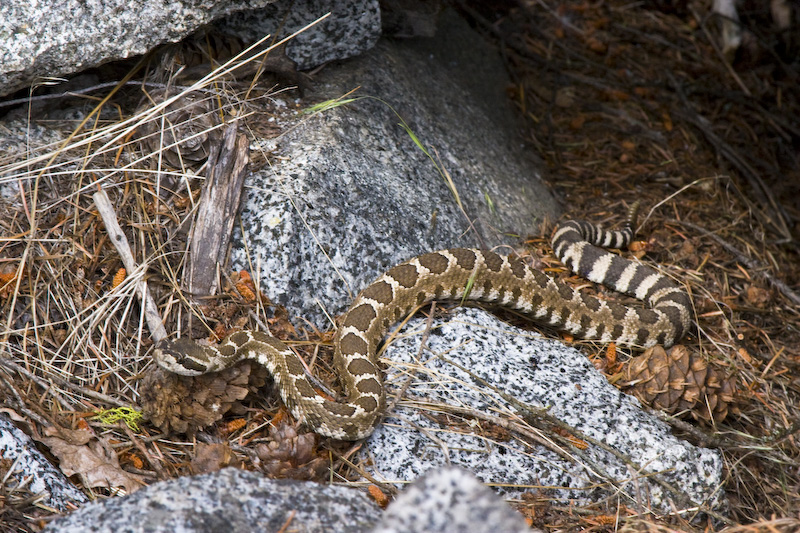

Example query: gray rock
[0,413,87,511]
[1,0,268,98]
[45,465,539,532]
[0,120,68,199]
[373,467,536,533]
[361,308,727,517]
[46,468,381,533]
[217,0,381,71]
[0,0,380,98]
[232,9,557,327]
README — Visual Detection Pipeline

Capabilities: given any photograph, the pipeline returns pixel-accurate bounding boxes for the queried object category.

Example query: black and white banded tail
[551,203,692,347]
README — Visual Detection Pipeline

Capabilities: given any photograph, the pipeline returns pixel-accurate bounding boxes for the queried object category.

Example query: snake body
[153,210,692,439]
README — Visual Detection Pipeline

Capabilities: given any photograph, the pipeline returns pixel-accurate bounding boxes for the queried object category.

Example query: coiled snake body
[154,208,692,439]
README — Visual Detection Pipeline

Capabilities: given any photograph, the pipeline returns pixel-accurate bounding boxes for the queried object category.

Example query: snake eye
[176,356,207,375]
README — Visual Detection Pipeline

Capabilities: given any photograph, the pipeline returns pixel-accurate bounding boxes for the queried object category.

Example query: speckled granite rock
[0,413,87,511]
[46,468,381,533]
[361,307,728,517]
[0,0,380,98]
[216,0,381,70]
[374,467,537,533]
[44,466,533,533]
[231,10,557,327]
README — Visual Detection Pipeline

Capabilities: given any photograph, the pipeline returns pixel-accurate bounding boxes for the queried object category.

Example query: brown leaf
[39,426,145,493]
[191,442,235,474]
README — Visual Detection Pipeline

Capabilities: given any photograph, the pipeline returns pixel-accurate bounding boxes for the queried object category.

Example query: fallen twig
[93,189,167,342]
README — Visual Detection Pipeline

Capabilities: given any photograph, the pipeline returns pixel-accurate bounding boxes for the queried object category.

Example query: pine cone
[139,361,269,434]
[254,419,327,481]
[621,345,737,422]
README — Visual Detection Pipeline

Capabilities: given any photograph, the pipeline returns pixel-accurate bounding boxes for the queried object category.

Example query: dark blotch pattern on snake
[153,207,692,439]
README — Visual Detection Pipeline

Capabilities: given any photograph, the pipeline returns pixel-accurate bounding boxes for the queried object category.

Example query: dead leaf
[191,442,234,474]
[39,426,145,493]
[43,425,93,445]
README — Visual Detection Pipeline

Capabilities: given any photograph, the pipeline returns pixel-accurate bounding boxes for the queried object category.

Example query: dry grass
[1,1,799,531]
[0,32,310,528]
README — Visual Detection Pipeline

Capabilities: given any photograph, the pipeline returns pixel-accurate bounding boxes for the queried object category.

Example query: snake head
[152,338,211,376]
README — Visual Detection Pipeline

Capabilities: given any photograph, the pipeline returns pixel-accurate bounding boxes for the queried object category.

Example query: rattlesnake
[153,206,692,440]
